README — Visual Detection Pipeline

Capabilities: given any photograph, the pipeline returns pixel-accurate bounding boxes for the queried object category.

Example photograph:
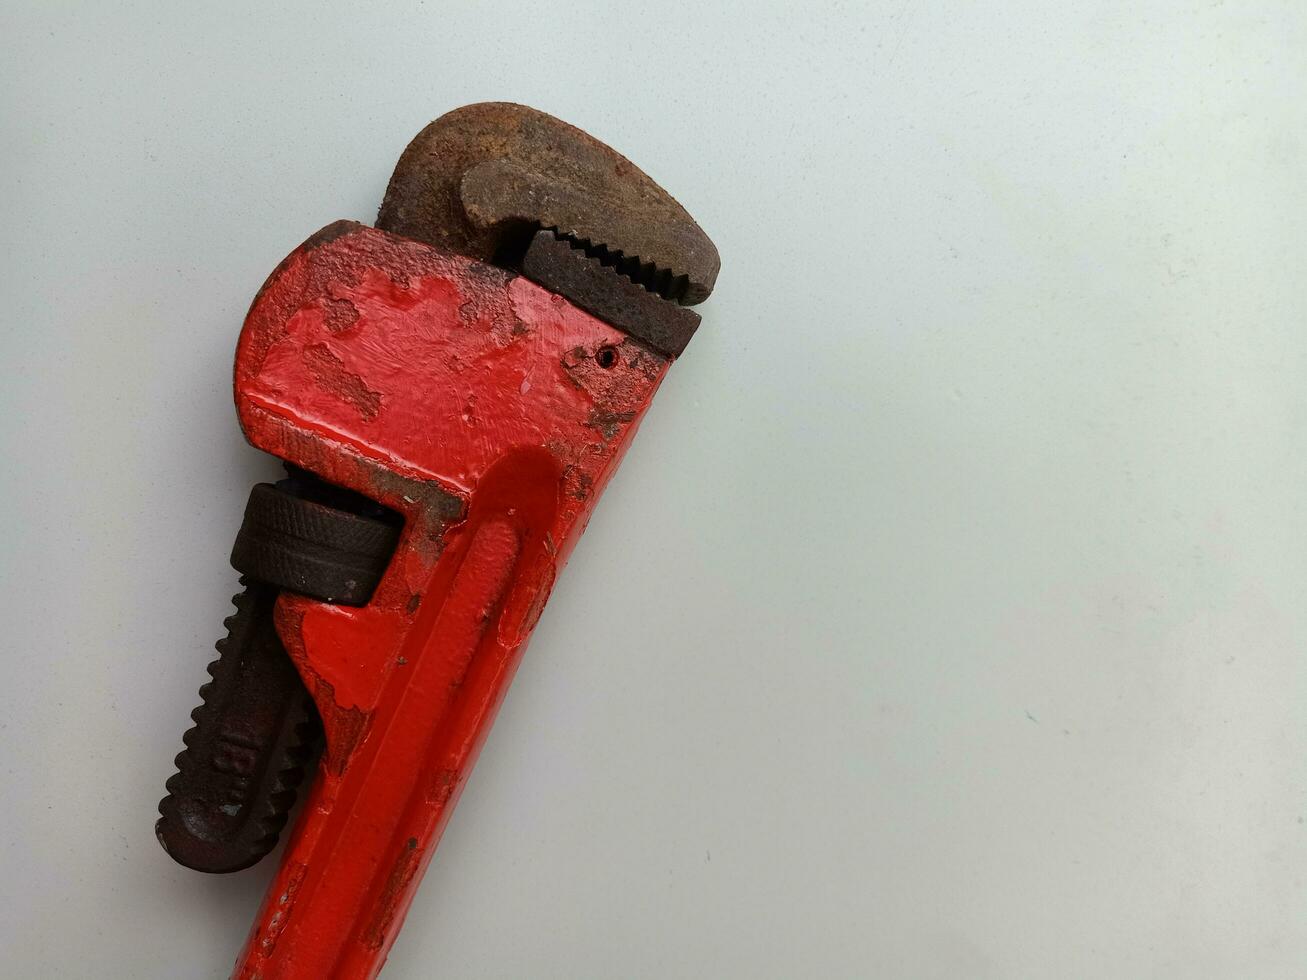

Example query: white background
[2,3,1305,977]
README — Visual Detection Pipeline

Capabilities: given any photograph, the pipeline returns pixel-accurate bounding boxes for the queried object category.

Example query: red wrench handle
[228,223,670,979]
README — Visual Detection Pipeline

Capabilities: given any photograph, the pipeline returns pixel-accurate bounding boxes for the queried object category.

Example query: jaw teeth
[548,228,691,305]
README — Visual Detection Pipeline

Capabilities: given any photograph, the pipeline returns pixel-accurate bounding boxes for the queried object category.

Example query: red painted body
[229,221,671,979]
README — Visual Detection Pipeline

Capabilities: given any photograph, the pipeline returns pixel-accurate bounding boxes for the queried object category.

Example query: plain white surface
[3,2,1306,977]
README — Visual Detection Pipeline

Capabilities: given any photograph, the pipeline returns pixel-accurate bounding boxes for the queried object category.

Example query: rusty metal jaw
[376,102,719,304]
[376,103,717,358]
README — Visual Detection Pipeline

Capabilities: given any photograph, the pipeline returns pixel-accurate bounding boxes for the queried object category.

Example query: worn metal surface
[376,101,719,305]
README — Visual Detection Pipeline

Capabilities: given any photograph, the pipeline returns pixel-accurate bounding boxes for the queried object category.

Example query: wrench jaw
[229,222,671,978]
[376,102,720,307]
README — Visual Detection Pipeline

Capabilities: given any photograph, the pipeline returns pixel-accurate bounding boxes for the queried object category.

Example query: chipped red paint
[229,222,670,979]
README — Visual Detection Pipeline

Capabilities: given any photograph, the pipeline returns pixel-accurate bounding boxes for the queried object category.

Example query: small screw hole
[596,346,619,369]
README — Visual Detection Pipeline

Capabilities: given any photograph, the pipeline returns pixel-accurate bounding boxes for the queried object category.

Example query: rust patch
[321,297,360,333]
[302,343,382,421]
[258,860,308,956]
[428,767,458,805]
[300,219,365,252]
[568,469,593,501]
[625,340,666,382]
[558,347,590,392]
[363,837,421,950]
[239,408,466,534]
[585,408,636,441]
[405,592,422,615]
[560,339,666,404]
[311,675,370,776]
[244,221,368,336]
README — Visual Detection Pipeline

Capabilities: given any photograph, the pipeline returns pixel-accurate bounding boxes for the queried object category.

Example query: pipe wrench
[155,103,718,979]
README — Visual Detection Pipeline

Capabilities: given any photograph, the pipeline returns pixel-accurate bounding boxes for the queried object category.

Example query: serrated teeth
[157,582,324,868]
[547,228,690,304]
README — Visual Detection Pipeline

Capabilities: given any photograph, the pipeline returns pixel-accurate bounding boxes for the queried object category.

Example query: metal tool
[156,103,718,979]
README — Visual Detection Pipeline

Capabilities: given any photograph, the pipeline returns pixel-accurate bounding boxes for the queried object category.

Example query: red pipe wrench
[156,103,718,978]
